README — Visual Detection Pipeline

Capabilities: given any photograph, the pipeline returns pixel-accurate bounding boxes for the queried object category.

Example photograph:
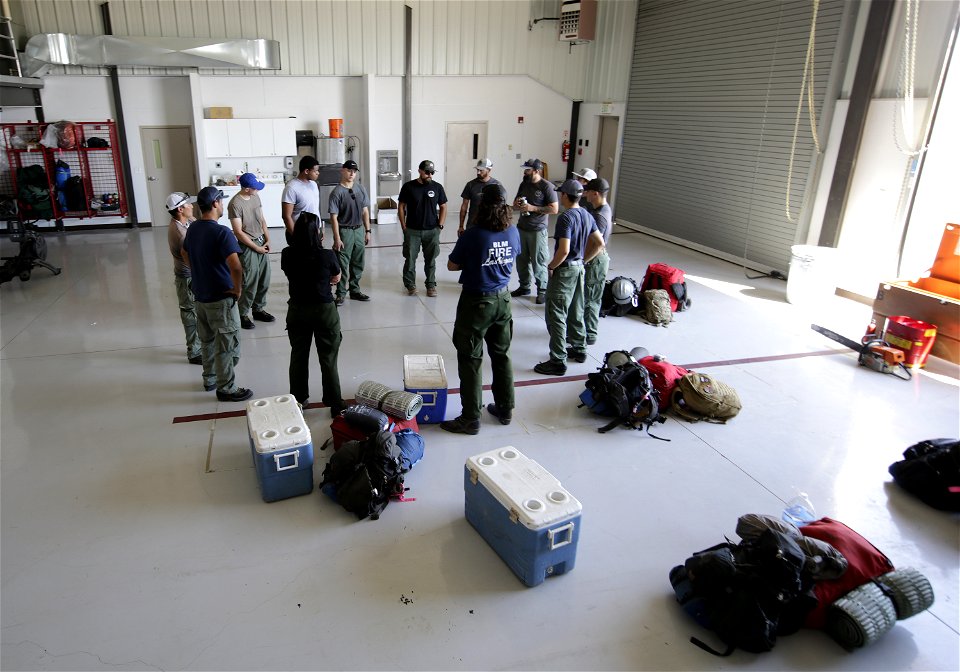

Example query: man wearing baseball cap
[512,158,558,304]
[582,177,612,346]
[572,168,598,214]
[458,158,506,236]
[181,186,253,402]
[166,191,201,365]
[329,160,372,305]
[534,179,604,376]
[228,173,274,330]
[398,160,448,296]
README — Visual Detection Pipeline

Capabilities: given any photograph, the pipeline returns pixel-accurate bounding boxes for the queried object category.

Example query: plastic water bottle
[782,492,817,526]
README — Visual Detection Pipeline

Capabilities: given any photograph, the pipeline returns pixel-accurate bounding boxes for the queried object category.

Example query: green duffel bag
[670,372,742,423]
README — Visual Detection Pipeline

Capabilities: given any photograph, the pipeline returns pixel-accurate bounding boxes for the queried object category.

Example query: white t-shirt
[282,178,321,223]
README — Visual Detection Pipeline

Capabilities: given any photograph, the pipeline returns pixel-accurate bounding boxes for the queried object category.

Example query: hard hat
[604,350,634,368]
[612,277,637,305]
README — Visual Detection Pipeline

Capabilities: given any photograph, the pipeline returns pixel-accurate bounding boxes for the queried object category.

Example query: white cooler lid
[466,446,581,530]
[404,354,447,388]
[246,395,312,453]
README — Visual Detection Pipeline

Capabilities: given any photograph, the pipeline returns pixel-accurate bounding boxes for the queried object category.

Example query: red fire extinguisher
[561,139,571,163]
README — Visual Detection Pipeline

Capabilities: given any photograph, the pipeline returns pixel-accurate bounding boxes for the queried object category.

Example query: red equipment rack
[1,121,128,229]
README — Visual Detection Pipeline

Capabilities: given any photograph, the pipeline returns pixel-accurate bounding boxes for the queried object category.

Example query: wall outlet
[215,161,222,168]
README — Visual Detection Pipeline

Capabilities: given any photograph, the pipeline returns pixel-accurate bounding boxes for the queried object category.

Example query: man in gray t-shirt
[282,155,321,239]
[582,177,613,346]
[458,158,506,234]
[166,191,201,364]
[329,160,372,304]
[511,158,558,304]
[229,172,274,329]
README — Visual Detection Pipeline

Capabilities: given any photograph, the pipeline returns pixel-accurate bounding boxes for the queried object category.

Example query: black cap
[521,158,543,171]
[342,160,359,171]
[418,160,435,173]
[585,177,610,193]
[197,186,224,208]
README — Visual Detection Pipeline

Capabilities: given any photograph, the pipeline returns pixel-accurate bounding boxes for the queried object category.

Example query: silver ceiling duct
[25,34,281,70]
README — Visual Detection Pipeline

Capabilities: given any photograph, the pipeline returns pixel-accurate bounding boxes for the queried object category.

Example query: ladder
[0,16,22,78]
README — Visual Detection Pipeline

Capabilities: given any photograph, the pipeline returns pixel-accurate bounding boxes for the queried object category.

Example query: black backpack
[670,529,814,656]
[599,276,642,317]
[319,430,406,520]
[16,165,53,220]
[63,176,88,211]
[582,356,667,439]
[888,438,960,511]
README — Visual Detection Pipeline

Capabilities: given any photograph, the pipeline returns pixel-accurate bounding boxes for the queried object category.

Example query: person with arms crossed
[440,184,521,435]
[329,160,372,305]
[228,172,274,330]
[181,187,253,402]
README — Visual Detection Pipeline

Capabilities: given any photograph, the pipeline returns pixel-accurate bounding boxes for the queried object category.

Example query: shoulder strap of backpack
[690,636,735,657]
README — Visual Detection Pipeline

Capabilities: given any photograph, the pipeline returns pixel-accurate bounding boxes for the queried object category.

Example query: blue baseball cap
[197,186,224,208]
[239,173,265,190]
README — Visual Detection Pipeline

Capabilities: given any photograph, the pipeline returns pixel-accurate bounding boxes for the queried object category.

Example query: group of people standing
[437,157,613,435]
[167,153,613,436]
[167,155,370,411]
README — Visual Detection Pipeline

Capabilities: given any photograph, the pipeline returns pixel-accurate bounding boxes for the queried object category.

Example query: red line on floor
[172,349,841,425]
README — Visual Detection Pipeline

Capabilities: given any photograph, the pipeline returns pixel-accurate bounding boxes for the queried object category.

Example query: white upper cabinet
[203,118,297,157]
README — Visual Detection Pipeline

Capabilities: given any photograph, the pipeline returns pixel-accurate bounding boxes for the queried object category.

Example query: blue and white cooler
[464,446,582,587]
[246,395,314,502]
[403,354,447,424]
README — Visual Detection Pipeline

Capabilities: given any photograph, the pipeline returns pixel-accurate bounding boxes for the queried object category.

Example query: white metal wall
[15,0,637,102]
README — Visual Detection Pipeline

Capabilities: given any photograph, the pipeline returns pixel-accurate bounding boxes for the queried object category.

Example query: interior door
[596,116,619,203]
[140,126,198,226]
[444,122,488,199]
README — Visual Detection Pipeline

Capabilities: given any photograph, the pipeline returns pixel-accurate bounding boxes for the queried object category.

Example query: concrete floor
[1,220,958,671]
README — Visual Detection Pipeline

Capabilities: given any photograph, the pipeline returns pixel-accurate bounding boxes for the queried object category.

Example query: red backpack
[639,355,690,406]
[641,263,691,312]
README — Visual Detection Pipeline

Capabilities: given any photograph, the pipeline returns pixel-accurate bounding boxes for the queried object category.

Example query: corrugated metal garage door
[617,0,847,272]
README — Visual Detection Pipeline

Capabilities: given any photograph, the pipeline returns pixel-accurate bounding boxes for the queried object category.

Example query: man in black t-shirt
[398,160,448,297]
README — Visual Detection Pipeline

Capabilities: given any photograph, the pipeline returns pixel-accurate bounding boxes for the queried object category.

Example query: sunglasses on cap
[171,193,191,208]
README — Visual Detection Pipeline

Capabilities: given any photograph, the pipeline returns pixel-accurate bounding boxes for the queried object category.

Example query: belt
[463,287,509,298]
[559,259,584,267]
[252,234,266,244]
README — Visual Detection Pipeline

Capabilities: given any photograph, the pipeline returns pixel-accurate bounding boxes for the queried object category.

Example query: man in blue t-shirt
[398,160,448,297]
[534,180,605,376]
[181,186,253,402]
[440,184,521,435]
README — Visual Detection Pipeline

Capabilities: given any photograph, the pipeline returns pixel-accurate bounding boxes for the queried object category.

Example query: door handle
[147,176,158,181]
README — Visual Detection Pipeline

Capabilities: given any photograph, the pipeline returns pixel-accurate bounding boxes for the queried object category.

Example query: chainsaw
[811,324,911,380]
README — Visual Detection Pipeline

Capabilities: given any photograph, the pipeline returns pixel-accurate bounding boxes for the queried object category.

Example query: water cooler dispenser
[377,150,401,198]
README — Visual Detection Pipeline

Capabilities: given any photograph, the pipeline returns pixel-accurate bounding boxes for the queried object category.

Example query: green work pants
[336,227,366,297]
[174,274,200,359]
[238,241,270,318]
[402,228,440,290]
[196,297,241,393]
[452,289,514,420]
[516,228,549,293]
[545,264,585,362]
[286,301,343,407]
[583,250,610,343]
